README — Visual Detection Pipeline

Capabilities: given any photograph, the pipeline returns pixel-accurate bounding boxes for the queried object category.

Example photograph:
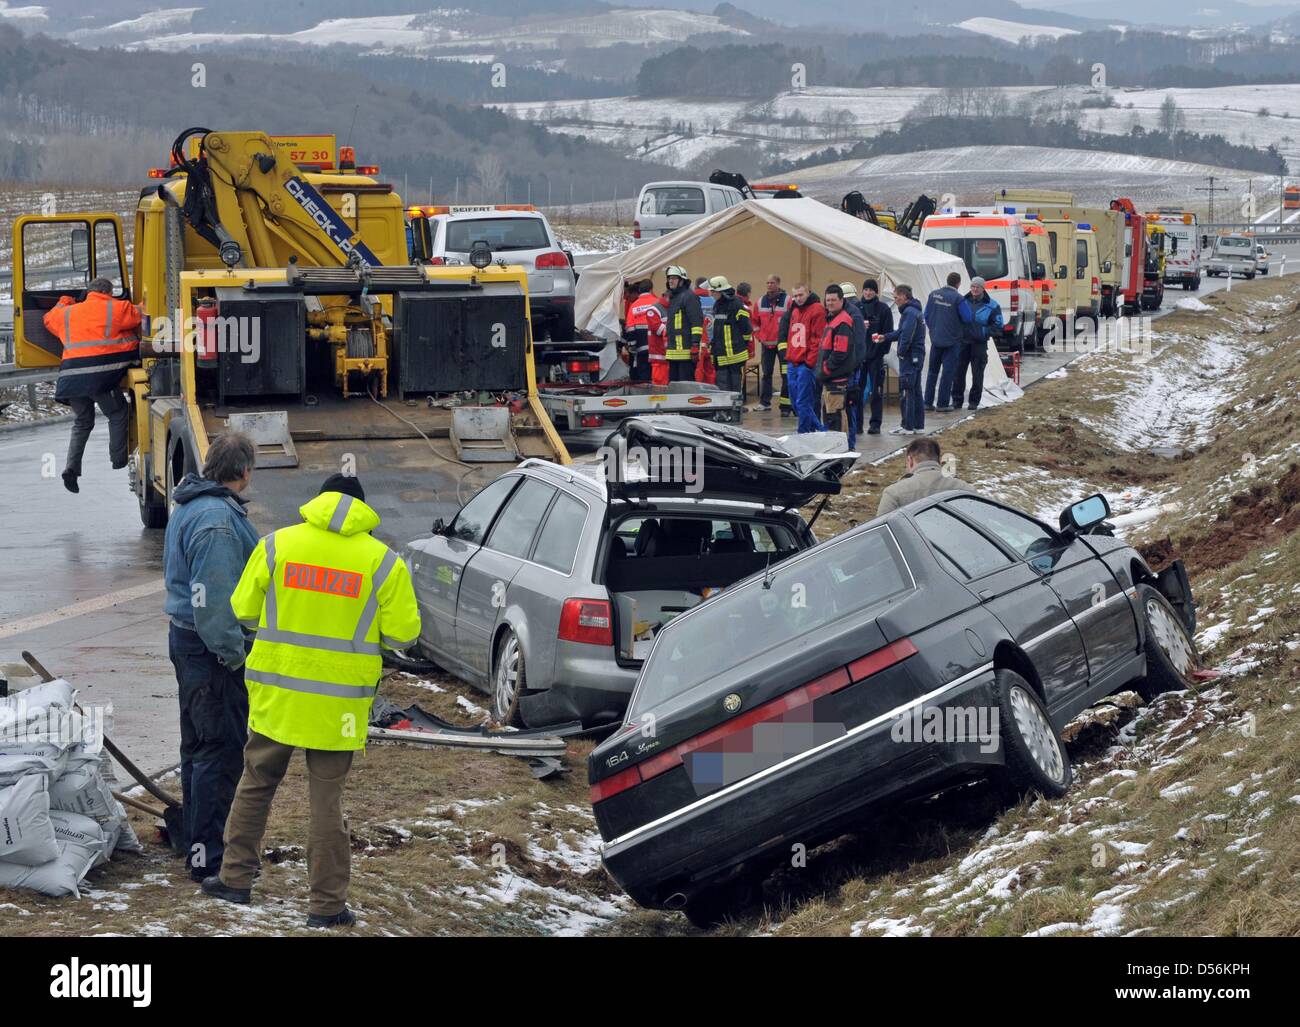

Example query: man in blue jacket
[953,277,1003,410]
[878,284,926,435]
[163,432,260,883]
[923,271,972,412]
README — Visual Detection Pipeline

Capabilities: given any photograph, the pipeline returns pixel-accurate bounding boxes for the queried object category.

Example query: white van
[633,180,744,246]
[919,210,1039,353]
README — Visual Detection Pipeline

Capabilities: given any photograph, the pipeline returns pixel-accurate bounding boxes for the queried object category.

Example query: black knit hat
[320,473,365,502]
[863,278,879,293]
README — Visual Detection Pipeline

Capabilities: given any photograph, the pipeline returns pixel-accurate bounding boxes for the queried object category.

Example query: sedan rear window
[628,528,912,719]
[640,187,705,216]
[445,217,550,252]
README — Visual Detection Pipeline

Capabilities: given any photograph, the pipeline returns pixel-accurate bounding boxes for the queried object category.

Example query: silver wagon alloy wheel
[494,633,521,720]
[1145,597,1195,678]
[1009,684,1065,784]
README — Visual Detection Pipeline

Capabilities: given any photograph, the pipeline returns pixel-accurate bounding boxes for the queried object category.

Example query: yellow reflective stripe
[245,668,376,700]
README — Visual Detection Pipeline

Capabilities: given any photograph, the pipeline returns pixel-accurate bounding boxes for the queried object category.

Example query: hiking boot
[200,874,251,905]
[867,426,881,435]
[306,907,356,929]
[61,470,79,494]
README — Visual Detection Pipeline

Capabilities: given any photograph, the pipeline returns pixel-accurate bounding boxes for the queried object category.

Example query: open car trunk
[597,415,859,664]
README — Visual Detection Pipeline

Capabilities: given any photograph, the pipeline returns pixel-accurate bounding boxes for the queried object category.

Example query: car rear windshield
[1216,237,1250,251]
[928,237,1008,281]
[626,527,913,720]
[640,187,705,216]
[445,217,550,252]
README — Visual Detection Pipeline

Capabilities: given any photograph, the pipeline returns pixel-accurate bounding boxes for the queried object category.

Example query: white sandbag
[86,704,143,854]
[0,775,59,866]
[0,834,101,898]
[49,750,118,820]
[48,810,110,869]
[0,744,68,787]
[0,678,77,719]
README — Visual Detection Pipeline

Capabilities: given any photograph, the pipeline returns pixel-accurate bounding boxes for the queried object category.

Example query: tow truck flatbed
[537,380,743,450]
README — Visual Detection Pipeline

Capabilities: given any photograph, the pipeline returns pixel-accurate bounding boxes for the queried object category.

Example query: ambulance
[918,210,1039,353]
[1145,209,1200,291]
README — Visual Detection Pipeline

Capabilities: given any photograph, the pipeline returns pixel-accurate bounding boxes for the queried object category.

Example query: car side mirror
[1033,262,1046,281]
[1056,265,1067,279]
[431,517,448,536]
[1059,493,1111,534]
[70,226,90,273]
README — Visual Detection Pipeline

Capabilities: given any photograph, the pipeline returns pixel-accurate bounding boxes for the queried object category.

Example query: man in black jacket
[857,278,895,436]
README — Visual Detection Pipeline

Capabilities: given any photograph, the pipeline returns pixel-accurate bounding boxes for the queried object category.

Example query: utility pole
[1195,175,1220,226]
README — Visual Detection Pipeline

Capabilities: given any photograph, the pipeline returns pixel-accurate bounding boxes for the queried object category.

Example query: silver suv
[401,417,855,728]
[426,206,577,339]
[1205,234,1258,279]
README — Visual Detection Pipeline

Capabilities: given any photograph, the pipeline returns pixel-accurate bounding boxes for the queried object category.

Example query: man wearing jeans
[162,432,259,882]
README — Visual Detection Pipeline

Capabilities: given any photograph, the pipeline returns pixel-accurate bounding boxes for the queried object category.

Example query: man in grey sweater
[877,437,973,515]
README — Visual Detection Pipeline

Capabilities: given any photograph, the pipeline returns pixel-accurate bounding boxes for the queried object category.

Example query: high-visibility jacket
[755,290,789,347]
[43,293,141,402]
[626,291,663,357]
[710,294,752,367]
[665,286,703,361]
[230,491,421,751]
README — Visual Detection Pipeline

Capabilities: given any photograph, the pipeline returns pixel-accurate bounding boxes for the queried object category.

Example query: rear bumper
[519,650,639,729]
[598,664,999,909]
[531,295,575,319]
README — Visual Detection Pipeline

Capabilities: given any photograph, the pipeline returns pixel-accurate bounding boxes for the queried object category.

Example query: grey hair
[88,277,115,294]
[202,432,256,485]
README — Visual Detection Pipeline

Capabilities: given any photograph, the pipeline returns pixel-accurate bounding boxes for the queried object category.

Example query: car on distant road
[1205,234,1258,279]
[633,180,744,245]
[1255,244,1270,275]
[400,416,856,729]
[589,490,1199,927]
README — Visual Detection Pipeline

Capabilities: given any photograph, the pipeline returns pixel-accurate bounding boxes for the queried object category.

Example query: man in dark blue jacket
[857,278,894,435]
[953,277,1003,410]
[922,271,972,412]
[163,432,260,883]
[879,284,926,434]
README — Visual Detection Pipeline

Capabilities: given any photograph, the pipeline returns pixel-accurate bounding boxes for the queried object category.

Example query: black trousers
[169,622,249,878]
[953,340,989,409]
[862,357,886,430]
[64,387,128,475]
[667,359,694,382]
[759,345,784,406]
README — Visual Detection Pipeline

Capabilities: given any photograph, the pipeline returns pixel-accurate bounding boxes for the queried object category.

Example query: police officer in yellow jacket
[201,473,420,927]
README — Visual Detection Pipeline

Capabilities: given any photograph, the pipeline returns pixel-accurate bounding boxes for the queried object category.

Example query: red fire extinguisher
[195,298,219,367]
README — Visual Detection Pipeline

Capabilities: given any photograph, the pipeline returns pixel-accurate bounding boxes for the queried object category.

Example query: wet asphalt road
[0,273,1238,773]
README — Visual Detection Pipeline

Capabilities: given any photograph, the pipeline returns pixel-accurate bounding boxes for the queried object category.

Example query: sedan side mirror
[1059,493,1111,534]
[431,517,448,536]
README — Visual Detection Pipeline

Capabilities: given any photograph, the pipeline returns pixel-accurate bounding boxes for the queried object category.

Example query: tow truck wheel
[1135,583,1199,701]
[492,628,526,727]
[993,669,1072,800]
[138,453,168,529]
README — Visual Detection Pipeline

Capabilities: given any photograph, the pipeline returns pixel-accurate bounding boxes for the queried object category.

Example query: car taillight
[428,256,446,266]
[535,251,569,269]
[580,414,604,428]
[567,359,599,373]
[559,598,613,646]
[1092,276,1100,296]
[633,220,641,239]
[1009,289,1019,313]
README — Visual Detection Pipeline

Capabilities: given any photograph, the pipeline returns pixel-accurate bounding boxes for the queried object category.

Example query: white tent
[576,197,1023,407]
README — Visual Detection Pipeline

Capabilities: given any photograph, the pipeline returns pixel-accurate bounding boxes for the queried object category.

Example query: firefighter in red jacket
[817,283,863,447]
[42,277,142,494]
[624,279,664,383]
[753,274,790,413]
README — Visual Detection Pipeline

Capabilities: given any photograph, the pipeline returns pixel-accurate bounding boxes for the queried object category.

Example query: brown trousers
[220,730,354,916]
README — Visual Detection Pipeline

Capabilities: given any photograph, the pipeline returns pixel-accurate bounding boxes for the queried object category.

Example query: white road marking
[0,579,166,641]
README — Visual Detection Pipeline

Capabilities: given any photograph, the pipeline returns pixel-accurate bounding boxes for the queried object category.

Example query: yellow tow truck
[10,128,568,543]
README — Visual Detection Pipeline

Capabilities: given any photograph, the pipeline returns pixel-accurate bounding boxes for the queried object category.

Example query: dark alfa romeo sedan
[588,490,1198,926]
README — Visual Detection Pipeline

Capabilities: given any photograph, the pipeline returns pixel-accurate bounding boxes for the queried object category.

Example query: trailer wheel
[138,453,168,529]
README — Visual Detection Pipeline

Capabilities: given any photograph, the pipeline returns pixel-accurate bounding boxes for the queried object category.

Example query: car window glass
[643,187,704,216]
[946,497,1056,559]
[450,476,518,545]
[629,528,912,719]
[487,479,556,558]
[912,507,1010,580]
[445,217,549,252]
[533,492,586,574]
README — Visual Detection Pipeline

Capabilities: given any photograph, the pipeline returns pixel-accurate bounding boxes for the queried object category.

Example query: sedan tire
[492,628,526,727]
[993,669,1072,800]
[1135,583,1199,700]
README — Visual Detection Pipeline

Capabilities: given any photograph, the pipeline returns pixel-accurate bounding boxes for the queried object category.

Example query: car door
[909,504,1086,711]
[456,478,557,681]
[407,474,520,673]
[947,497,1134,707]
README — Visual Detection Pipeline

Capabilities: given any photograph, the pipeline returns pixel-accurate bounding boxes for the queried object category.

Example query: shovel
[21,650,188,856]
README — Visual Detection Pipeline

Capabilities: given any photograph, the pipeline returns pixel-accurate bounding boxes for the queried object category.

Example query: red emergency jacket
[782,297,826,369]
[755,290,789,347]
